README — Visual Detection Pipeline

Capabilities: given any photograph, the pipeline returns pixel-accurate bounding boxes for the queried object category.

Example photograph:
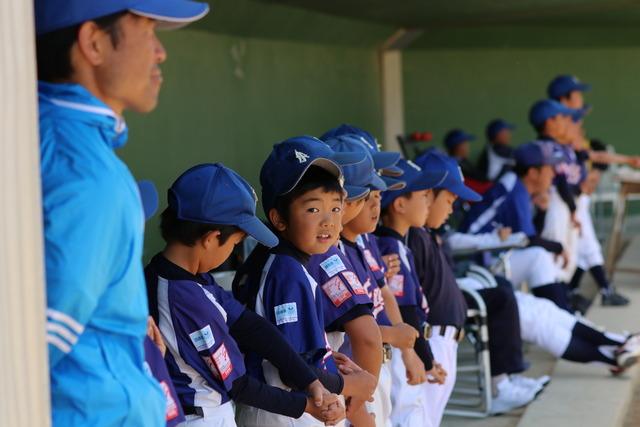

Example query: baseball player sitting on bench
[461,140,572,311]
[233,137,377,427]
[145,163,346,426]
[411,149,539,416]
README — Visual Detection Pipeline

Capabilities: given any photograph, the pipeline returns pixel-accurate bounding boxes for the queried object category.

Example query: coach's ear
[268,208,287,232]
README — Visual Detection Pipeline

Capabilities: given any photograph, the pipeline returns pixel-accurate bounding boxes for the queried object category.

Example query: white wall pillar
[0,1,51,426]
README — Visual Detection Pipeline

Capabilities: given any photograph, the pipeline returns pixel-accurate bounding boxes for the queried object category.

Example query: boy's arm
[343,314,383,379]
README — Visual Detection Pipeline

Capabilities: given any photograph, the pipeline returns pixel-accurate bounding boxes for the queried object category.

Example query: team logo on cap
[294,150,310,163]
[406,160,422,171]
[358,136,375,150]
[457,166,465,180]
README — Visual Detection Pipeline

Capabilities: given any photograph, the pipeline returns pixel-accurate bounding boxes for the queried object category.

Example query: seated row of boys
[442,75,640,312]
[140,118,640,427]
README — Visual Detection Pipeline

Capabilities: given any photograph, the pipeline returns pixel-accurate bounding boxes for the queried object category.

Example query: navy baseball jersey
[233,240,337,387]
[461,171,536,237]
[375,226,429,321]
[407,227,467,328]
[339,236,392,327]
[143,337,185,427]
[145,254,247,409]
[307,245,373,333]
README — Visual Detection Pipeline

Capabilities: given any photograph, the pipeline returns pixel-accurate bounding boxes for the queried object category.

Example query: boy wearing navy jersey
[374,159,448,426]
[412,150,536,416]
[233,137,376,427]
[145,163,345,426]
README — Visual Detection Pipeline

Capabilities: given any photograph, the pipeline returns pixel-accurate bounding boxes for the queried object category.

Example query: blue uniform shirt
[144,337,185,427]
[339,237,392,327]
[145,254,247,409]
[461,171,536,237]
[307,246,373,332]
[233,240,337,386]
[39,82,164,426]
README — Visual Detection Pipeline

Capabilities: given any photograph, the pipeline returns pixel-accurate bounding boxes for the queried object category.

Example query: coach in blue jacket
[34,1,208,425]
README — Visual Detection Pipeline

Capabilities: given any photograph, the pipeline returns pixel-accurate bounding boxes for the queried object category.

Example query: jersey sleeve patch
[320,254,347,277]
[388,274,405,297]
[322,276,352,307]
[363,249,381,272]
[342,271,367,295]
[189,324,216,352]
[274,302,299,325]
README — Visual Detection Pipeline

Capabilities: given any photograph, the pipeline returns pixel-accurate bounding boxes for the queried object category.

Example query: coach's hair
[272,165,343,224]
[160,207,240,246]
[36,11,127,82]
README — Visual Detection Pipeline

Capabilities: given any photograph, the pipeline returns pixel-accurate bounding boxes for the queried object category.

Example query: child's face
[200,230,246,272]
[426,190,457,229]
[401,189,433,228]
[344,190,381,235]
[277,188,343,255]
[342,197,366,225]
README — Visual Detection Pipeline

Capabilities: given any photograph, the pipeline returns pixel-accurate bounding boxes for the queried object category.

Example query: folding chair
[444,282,492,418]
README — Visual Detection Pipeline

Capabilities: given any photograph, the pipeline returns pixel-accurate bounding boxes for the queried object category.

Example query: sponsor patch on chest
[388,274,405,297]
[341,271,367,295]
[322,276,352,307]
[274,302,298,325]
[320,254,347,277]
[189,324,216,352]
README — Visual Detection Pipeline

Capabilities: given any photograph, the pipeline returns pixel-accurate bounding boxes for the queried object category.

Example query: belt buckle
[382,343,392,362]
[423,323,432,340]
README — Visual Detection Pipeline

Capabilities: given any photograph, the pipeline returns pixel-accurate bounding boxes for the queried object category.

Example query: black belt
[382,343,393,362]
[422,323,464,342]
[183,405,204,417]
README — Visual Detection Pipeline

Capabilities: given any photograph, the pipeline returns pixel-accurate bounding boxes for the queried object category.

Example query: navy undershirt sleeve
[230,374,307,418]
[555,175,577,213]
[399,305,434,371]
[229,310,317,391]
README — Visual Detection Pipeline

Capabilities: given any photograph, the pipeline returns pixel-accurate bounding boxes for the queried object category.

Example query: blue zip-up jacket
[39,82,165,426]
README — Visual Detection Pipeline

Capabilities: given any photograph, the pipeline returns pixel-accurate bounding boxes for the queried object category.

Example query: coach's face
[96,14,167,114]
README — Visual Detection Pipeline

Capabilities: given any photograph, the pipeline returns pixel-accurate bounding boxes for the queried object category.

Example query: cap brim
[130,0,209,30]
[345,185,370,201]
[331,151,368,166]
[407,170,448,192]
[381,176,406,191]
[439,174,482,202]
[137,180,159,221]
[238,217,279,248]
[380,165,404,177]
[368,173,388,192]
[371,151,401,170]
[576,83,591,92]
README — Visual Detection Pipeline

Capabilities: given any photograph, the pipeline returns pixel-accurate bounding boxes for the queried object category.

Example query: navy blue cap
[486,119,516,141]
[169,163,278,248]
[547,75,591,100]
[35,0,209,35]
[415,150,482,202]
[381,159,448,209]
[529,99,576,129]
[514,141,563,168]
[137,180,159,221]
[444,129,475,151]
[324,135,388,200]
[260,136,366,214]
[320,124,403,175]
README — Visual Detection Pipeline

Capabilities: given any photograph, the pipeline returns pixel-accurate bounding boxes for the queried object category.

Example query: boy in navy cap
[547,75,591,109]
[305,135,386,426]
[374,159,449,426]
[233,136,377,427]
[476,119,516,182]
[412,151,537,416]
[35,0,208,425]
[145,163,346,426]
[444,129,485,182]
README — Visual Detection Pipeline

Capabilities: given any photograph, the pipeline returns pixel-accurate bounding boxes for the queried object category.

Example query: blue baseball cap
[137,180,159,221]
[320,124,403,176]
[35,0,210,35]
[444,129,475,151]
[169,163,278,248]
[486,119,515,141]
[571,104,592,123]
[260,136,366,214]
[324,135,388,200]
[381,175,406,191]
[529,99,576,129]
[547,75,591,100]
[415,149,482,202]
[380,159,448,209]
[514,141,563,168]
